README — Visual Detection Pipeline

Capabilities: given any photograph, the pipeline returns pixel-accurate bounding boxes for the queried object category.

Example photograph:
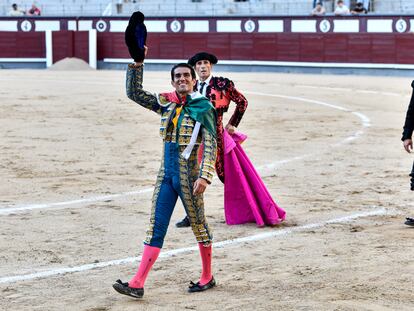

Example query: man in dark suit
[402,80,414,227]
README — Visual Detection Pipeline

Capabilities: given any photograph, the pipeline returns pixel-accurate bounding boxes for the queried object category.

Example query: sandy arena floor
[0,66,413,311]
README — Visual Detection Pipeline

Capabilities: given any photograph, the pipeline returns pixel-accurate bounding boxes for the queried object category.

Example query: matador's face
[195,60,212,82]
[171,67,196,96]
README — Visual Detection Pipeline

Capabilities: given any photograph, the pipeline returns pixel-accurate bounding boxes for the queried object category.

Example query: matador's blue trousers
[145,142,181,248]
[144,142,212,248]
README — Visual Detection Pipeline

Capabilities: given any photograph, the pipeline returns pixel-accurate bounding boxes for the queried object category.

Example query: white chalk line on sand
[298,85,403,97]
[0,208,390,285]
[0,93,370,215]
[0,189,152,215]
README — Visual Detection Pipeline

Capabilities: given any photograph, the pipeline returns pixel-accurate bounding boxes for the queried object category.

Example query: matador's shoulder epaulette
[159,91,180,106]
[212,76,233,91]
[158,93,173,107]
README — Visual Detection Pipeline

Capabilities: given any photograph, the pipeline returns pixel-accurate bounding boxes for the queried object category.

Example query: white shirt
[197,75,212,97]
[335,5,350,15]
[8,9,24,16]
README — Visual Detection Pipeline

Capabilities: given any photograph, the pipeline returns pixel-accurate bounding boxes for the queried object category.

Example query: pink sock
[198,243,213,285]
[129,245,161,288]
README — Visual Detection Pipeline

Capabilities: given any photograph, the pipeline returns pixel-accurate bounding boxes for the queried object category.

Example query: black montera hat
[188,52,218,66]
[125,11,147,62]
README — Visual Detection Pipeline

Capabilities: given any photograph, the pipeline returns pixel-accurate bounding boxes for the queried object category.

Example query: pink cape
[223,130,286,226]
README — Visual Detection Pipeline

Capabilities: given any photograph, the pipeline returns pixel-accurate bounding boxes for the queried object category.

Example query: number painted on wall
[319,19,331,33]
[396,19,407,33]
[244,20,256,33]
[170,20,182,32]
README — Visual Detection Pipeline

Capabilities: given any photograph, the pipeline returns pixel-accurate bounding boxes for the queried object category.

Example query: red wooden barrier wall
[0,32,45,58]
[97,32,414,64]
[2,28,414,66]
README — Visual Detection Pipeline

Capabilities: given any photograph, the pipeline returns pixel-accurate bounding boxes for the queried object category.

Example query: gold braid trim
[178,152,213,245]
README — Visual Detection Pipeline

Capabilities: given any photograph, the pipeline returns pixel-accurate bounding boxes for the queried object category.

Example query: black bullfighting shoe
[112,279,144,298]
[404,217,414,226]
[176,216,190,228]
[188,277,216,293]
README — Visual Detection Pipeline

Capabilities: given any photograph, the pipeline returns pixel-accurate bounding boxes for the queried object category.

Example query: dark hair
[170,63,196,81]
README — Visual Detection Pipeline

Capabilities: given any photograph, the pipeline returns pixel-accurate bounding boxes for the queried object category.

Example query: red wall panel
[158,34,185,59]
[347,34,372,63]
[0,32,45,58]
[276,34,301,62]
[229,34,254,59]
[74,31,89,63]
[324,34,348,63]
[395,34,414,64]
[52,31,89,63]
[52,31,74,62]
[371,35,396,63]
[252,34,277,60]
[300,34,325,62]
[97,32,129,59]
[206,34,231,59]
[181,34,208,60]
[146,34,161,59]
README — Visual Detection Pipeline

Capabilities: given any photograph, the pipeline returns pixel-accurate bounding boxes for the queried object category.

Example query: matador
[113,62,217,298]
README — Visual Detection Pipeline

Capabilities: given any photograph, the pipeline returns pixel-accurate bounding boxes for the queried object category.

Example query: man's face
[195,60,212,81]
[171,67,196,96]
